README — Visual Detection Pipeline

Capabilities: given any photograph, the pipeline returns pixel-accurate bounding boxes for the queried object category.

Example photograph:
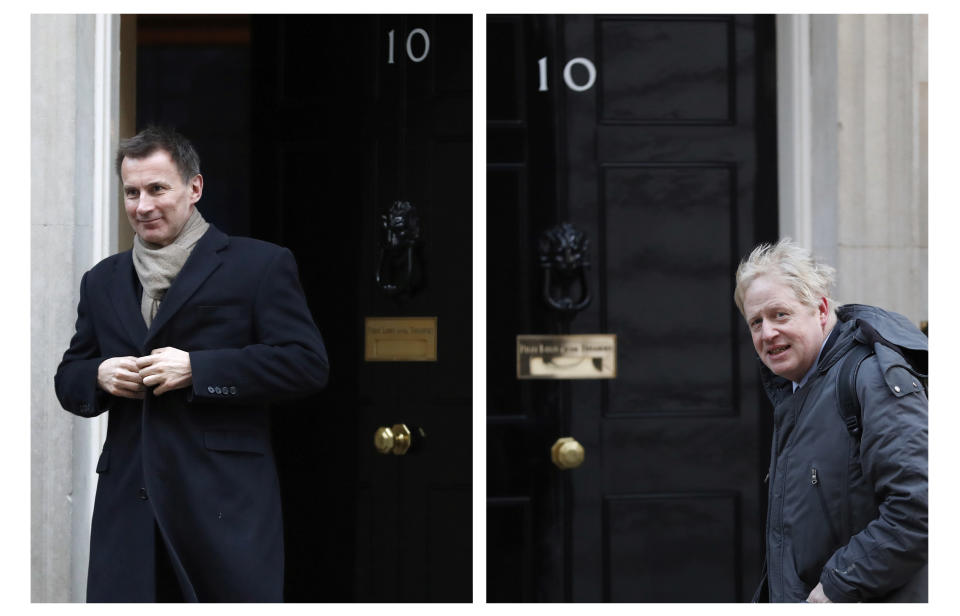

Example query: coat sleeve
[54,272,113,418]
[188,247,329,403]
[819,354,928,602]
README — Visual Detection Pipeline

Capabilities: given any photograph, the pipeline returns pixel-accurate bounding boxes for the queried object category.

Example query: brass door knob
[551,437,585,470]
[374,423,412,455]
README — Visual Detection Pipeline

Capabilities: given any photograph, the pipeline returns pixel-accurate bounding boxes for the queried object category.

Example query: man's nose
[760,320,778,341]
[136,194,156,215]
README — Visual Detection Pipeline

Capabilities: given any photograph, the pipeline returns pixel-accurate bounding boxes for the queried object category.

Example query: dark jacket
[759,304,927,602]
[54,225,329,602]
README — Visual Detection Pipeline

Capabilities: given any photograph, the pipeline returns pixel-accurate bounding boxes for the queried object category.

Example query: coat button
[138,488,148,501]
[208,386,215,394]
[894,385,901,393]
[229,386,237,395]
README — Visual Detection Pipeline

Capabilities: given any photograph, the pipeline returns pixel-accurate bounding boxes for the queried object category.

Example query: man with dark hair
[55,126,329,602]
[114,125,201,184]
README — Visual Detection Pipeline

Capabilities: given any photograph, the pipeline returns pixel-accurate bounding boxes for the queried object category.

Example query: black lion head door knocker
[539,222,591,319]
[376,200,423,296]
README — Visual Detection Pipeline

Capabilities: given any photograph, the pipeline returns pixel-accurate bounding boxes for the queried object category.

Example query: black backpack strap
[837,343,875,438]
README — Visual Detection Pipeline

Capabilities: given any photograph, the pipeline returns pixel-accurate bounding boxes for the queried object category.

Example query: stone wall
[835,15,928,325]
[781,15,928,325]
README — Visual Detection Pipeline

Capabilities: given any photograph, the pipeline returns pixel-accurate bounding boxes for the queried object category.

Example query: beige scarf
[132,208,210,327]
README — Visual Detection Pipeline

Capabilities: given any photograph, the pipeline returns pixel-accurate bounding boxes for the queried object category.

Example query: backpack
[836,320,928,438]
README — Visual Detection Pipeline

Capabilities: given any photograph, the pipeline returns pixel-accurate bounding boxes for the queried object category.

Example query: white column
[31,14,81,602]
[31,13,118,603]
[776,15,813,249]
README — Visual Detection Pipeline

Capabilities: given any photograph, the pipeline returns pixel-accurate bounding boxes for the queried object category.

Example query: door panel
[597,18,734,123]
[603,493,740,601]
[603,164,737,414]
[487,14,778,602]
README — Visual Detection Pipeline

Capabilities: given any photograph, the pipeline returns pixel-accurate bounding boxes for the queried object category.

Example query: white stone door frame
[776,14,843,270]
[776,14,814,248]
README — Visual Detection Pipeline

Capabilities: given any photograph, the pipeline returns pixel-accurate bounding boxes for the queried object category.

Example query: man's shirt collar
[793,334,830,393]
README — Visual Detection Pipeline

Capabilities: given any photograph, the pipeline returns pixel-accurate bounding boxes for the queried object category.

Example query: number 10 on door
[538,56,597,92]
[387,28,430,64]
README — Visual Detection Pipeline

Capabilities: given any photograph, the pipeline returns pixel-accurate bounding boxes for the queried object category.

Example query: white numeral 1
[388,29,396,64]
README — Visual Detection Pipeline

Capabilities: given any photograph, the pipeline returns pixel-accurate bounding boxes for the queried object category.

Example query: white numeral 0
[406,28,430,63]
[538,56,597,92]
[388,28,431,64]
[563,57,596,92]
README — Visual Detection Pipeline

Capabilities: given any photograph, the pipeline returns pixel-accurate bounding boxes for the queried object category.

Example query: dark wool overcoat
[55,225,328,602]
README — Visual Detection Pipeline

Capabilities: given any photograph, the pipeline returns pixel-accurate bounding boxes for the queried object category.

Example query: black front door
[136,13,472,602]
[250,15,473,602]
[487,14,778,602]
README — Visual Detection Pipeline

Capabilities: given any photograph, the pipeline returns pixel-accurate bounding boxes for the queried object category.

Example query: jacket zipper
[811,466,842,547]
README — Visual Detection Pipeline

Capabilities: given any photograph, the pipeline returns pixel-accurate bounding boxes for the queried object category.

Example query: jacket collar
[816,319,857,375]
[758,353,791,407]
[108,225,229,351]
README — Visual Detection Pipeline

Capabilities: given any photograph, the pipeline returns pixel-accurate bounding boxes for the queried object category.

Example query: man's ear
[818,297,829,326]
[189,174,203,205]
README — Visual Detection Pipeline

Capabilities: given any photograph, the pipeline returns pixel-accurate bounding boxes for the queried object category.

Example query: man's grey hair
[115,126,201,184]
[734,238,837,317]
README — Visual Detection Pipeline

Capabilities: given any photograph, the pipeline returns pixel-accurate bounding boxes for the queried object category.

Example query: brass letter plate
[517,334,616,379]
[365,317,438,361]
